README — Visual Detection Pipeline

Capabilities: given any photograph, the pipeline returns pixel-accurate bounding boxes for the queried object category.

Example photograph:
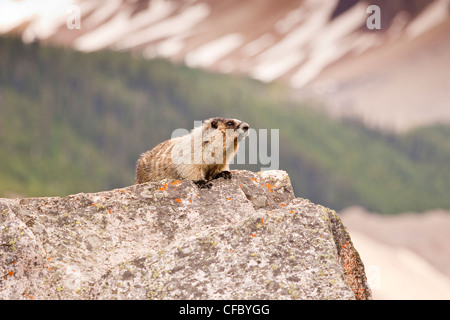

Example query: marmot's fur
[135,117,249,187]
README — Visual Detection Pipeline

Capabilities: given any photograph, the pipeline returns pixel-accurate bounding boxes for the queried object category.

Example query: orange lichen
[175,199,182,203]
[170,180,182,185]
[227,198,231,200]
[289,210,294,213]
[265,183,274,192]
[339,238,371,300]
[251,178,257,182]
[158,183,168,191]
[22,292,33,300]
[280,203,286,207]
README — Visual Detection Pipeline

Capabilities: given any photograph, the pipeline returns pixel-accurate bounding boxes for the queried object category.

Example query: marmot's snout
[237,121,250,140]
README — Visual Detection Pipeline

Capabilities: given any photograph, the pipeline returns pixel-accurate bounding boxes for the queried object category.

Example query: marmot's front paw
[215,171,232,180]
[194,179,213,189]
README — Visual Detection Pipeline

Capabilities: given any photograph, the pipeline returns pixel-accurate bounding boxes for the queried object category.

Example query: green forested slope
[1,37,449,213]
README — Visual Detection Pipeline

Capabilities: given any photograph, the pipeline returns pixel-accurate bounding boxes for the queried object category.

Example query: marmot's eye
[226,121,234,126]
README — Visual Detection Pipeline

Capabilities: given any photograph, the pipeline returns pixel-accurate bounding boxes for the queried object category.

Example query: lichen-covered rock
[0,170,371,300]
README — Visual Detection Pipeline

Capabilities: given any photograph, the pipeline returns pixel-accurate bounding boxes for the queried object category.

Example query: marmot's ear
[211,120,218,129]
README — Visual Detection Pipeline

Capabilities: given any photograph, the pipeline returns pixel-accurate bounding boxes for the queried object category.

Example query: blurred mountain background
[1,0,449,299]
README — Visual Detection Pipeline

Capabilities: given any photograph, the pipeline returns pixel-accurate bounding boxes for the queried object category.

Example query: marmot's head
[200,117,249,164]
[202,117,249,143]
[171,118,249,168]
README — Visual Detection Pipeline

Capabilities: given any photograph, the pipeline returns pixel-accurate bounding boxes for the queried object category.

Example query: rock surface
[0,170,371,300]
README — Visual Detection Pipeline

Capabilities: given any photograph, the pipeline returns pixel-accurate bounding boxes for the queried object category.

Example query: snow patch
[185,33,244,68]
[290,2,367,88]
[0,0,73,36]
[241,33,275,57]
[274,7,305,34]
[155,37,185,58]
[251,51,305,83]
[80,0,122,29]
[258,7,330,62]
[74,0,175,52]
[117,3,210,50]
[406,0,450,39]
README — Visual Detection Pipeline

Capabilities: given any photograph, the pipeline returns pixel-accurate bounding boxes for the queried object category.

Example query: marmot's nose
[241,122,249,131]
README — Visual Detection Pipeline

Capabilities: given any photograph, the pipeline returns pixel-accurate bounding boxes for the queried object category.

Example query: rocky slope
[0,170,371,300]
[1,0,446,85]
[1,0,449,131]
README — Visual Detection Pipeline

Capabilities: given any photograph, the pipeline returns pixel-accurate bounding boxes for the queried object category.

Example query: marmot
[135,117,249,188]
